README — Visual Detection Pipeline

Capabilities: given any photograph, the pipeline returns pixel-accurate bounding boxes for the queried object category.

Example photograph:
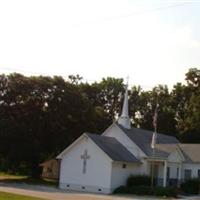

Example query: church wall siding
[140,159,149,175]
[103,124,148,174]
[59,136,112,194]
[168,163,180,179]
[102,124,148,174]
[110,162,141,191]
[168,150,183,163]
[103,124,146,159]
[164,150,184,180]
[182,163,200,180]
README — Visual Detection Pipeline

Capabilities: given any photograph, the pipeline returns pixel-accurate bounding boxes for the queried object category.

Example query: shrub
[181,178,200,194]
[114,185,152,195]
[154,186,177,197]
[114,185,177,197]
[113,186,127,194]
[127,185,153,195]
[127,175,151,187]
[114,175,177,197]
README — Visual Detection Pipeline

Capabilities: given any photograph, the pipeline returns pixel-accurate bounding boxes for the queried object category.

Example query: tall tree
[176,68,200,142]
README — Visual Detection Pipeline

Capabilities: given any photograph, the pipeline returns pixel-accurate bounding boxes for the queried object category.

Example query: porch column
[163,161,167,187]
[178,163,182,186]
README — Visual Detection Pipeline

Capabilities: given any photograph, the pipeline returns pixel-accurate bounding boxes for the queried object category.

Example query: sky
[0,0,200,89]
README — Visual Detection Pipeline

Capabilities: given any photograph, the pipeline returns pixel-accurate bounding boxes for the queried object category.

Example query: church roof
[86,133,141,163]
[179,144,200,163]
[116,123,179,157]
[156,144,200,163]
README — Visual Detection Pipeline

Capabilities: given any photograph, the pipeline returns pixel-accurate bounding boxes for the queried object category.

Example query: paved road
[0,183,199,200]
[0,184,143,200]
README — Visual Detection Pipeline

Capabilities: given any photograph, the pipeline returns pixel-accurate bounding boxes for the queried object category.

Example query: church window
[98,189,102,191]
[82,186,85,189]
[198,170,200,178]
[167,167,170,180]
[122,164,127,169]
[67,185,70,187]
[184,169,192,180]
[47,167,52,173]
[176,168,179,179]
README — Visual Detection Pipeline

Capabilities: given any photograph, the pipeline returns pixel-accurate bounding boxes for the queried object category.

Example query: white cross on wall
[81,149,90,174]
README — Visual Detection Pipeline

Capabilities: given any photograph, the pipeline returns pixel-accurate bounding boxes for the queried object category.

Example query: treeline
[0,68,199,177]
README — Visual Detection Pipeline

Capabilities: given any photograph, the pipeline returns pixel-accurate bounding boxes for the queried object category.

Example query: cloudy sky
[0,0,199,89]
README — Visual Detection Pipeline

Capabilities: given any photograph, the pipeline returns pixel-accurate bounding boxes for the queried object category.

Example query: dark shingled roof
[116,123,179,157]
[86,133,141,163]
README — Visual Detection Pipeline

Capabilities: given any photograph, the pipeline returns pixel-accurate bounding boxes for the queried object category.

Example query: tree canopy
[0,68,199,176]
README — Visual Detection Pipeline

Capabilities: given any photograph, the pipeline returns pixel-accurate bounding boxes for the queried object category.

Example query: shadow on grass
[0,174,58,187]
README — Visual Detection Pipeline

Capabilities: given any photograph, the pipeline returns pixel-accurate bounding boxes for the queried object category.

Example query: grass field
[0,191,47,200]
[0,172,26,180]
[0,172,57,187]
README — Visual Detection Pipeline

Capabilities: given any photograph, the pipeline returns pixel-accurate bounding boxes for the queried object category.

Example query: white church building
[57,86,200,194]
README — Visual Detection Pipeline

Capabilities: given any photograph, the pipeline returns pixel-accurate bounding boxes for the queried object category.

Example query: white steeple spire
[118,81,131,129]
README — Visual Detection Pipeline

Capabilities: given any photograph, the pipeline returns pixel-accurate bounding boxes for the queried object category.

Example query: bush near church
[127,185,153,195]
[113,186,128,194]
[113,175,177,197]
[127,175,151,187]
[181,178,200,195]
[153,186,177,197]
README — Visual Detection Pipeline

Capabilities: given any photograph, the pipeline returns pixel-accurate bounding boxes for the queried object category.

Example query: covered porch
[147,158,182,187]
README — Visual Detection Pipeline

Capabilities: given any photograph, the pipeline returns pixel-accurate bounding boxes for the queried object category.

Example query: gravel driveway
[0,183,199,200]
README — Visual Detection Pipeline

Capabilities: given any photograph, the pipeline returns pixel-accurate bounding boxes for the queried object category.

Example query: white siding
[59,136,112,194]
[167,151,200,180]
[168,150,183,163]
[103,124,146,159]
[103,124,148,174]
[182,163,200,179]
[110,162,140,191]
[168,163,180,179]
[167,150,183,179]
[140,159,149,175]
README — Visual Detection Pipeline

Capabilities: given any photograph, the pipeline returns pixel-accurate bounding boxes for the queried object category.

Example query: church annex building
[57,86,200,194]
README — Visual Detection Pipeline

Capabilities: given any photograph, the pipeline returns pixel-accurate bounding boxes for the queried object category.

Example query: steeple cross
[81,149,90,174]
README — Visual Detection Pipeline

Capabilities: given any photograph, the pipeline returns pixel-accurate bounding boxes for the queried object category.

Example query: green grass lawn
[0,191,47,200]
[0,172,26,180]
[0,172,57,187]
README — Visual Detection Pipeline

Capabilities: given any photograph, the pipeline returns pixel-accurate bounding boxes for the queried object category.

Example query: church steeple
[118,83,131,129]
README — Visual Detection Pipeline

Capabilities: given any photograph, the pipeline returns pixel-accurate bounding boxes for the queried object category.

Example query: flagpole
[151,104,158,189]
[151,147,155,189]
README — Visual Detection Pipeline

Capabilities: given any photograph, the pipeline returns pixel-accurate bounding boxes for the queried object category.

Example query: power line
[102,2,190,21]
[72,2,191,27]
